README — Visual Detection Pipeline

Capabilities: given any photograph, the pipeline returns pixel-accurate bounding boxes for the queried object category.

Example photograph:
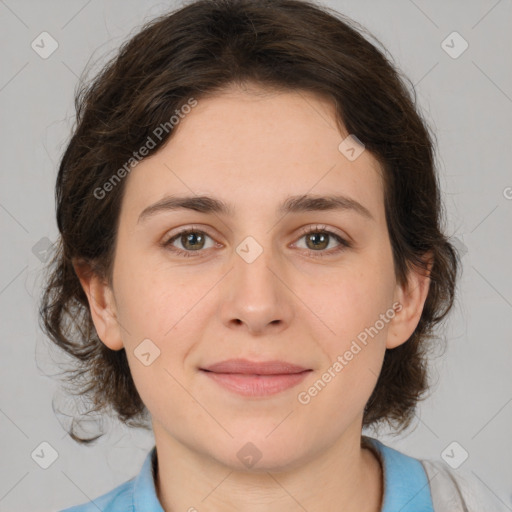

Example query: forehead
[120,85,385,225]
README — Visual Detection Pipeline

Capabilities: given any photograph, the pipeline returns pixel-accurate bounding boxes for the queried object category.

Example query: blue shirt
[60,436,434,511]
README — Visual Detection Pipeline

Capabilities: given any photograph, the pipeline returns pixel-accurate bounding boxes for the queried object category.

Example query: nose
[218,242,294,335]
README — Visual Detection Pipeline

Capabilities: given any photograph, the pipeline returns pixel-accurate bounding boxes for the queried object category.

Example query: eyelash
[161,224,351,259]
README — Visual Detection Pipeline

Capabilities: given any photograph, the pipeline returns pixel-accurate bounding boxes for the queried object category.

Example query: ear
[72,258,124,351]
[386,252,434,350]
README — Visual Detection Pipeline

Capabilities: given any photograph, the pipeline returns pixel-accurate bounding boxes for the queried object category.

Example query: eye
[161,224,351,259]
[293,224,351,258]
[162,227,217,258]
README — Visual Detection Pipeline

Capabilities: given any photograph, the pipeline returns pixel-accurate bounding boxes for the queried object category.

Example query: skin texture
[74,83,432,511]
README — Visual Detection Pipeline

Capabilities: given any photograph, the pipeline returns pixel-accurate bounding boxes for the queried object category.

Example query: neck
[153,424,383,512]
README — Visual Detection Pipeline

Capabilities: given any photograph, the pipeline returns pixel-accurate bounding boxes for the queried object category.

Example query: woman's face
[84,84,428,471]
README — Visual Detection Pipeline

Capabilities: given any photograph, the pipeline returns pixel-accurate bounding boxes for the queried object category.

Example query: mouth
[199,359,312,397]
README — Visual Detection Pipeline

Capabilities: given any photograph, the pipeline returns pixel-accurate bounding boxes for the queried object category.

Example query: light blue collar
[132,445,164,511]
[363,436,434,511]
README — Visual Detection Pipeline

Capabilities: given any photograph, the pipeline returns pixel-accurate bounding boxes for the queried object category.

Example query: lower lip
[200,370,311,397]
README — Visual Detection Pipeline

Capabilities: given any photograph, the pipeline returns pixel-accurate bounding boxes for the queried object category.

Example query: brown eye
[294,225,351,258]
[304,231,330,251]
[163,229,216,257]
[178,231,206,251]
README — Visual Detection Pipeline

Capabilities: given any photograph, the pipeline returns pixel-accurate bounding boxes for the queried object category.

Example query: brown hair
[39,0,460,443]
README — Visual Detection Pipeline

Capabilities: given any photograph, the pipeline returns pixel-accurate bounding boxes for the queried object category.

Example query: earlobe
[386,253,433,350]
[72,259,124,351]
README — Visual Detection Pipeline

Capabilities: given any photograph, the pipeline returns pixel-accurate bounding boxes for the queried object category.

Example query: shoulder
[420,458,511,512]
[363,436,511,512]
[59,446,160,512]
[59,478,135,512]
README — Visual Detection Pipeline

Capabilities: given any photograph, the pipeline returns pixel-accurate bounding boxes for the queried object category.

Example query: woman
[39,0,505,510]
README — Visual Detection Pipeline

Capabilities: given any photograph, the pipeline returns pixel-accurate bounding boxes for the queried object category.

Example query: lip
[201,358,310,375]
[200,359,312,397]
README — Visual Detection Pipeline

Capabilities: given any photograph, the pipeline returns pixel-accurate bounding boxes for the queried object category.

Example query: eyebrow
[137,193,374,224]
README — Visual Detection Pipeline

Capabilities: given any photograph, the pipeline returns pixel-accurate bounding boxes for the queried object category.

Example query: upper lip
[201,358,310,375]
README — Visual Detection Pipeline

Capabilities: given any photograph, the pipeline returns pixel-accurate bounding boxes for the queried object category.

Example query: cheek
[113,245,211,341]
[313,255,395,375]
[304,286,391,422]
[116,275,205,421]
[323,271,394,338]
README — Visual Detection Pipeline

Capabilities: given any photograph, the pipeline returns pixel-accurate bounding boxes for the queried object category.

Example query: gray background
[1,0,511,510]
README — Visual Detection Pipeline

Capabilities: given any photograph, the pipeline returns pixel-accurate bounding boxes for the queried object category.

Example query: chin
[207,433,310,474]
